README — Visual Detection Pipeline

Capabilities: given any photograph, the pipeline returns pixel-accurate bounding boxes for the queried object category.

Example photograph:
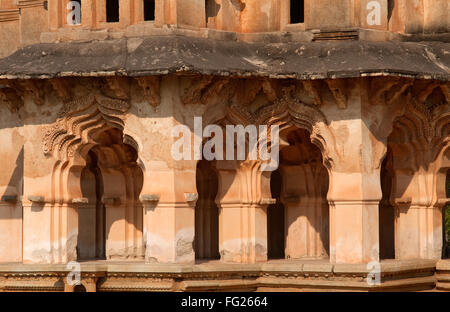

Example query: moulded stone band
[394,197,413,205]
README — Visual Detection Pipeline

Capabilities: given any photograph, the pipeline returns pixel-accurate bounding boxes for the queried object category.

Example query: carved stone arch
[43,95,130,204]
[243,93,339,171]
[382,87,450,260]
[43,96,128,161]
[39,94,145,261]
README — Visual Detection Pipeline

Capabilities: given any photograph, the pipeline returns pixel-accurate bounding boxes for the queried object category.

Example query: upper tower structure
[0,0,448,58]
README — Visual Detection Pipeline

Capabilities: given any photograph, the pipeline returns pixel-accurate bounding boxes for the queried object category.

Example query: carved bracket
[105,76,130,100]
[140,194,161,203]
[20,80,46,106]
[43,93,130,158]
[0,86,23,113]
[184,193,199,203]
[326,79,348,109]
[136,76,161,107]
[49,78,73,102]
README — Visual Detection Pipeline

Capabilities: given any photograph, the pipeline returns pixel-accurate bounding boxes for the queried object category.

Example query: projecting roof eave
[0,36,448,81]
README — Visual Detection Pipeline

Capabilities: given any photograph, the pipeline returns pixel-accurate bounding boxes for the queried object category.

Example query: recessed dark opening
[444,170,450,259]
[290,0,304,24]
[144,0,155,21]
[106,0,119,23]
[194,160,220,261]
[205,0,220,27]
[267,169,285,260]
[379,149,395,259]
[387,0,395,22]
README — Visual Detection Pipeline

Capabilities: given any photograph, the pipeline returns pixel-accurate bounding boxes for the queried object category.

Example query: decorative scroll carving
[43,93,130,160]
[389,88,450,173]
[223,89,337,170]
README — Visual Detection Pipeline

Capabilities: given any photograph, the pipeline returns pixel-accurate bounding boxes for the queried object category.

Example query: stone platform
[0,259,447,292]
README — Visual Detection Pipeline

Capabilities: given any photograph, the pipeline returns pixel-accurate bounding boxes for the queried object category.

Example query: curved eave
[0,36,448,81]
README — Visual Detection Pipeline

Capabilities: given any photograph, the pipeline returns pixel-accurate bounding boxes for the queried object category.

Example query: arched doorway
[75,128,144,261]
[194,160,220,260]
[268,127,330,260]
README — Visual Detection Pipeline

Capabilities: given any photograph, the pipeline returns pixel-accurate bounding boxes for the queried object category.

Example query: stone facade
[0,0,449,291]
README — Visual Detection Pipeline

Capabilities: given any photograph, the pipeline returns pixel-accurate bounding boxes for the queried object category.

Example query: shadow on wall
[0,146,23,219]
[387,0,395,23]
[379,147,395,259]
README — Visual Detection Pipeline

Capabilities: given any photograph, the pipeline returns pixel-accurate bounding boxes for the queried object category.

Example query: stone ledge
[0,259,438,274]
[0,36,448,81]
[0,259,442,292]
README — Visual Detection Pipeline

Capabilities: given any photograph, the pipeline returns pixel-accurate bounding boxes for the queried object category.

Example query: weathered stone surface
[0,0,448,294]
[0,37,448,80]
[0,259,439,292]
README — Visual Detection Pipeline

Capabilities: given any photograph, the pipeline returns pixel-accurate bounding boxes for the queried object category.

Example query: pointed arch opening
[71,127,144,261]
[269,127,330,260]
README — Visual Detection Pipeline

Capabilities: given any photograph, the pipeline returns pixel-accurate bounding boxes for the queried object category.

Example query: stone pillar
[175,0,206,28]
[0,127,23,263]
[216,161,272,263]
[23,200,78,264]
[326,119,384,264]
[392,169,445,260]
[142,168,197,264]
[0,200,22,262]
[423,0,448,33]
[328,172,380,263]
[240,0,279,33]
